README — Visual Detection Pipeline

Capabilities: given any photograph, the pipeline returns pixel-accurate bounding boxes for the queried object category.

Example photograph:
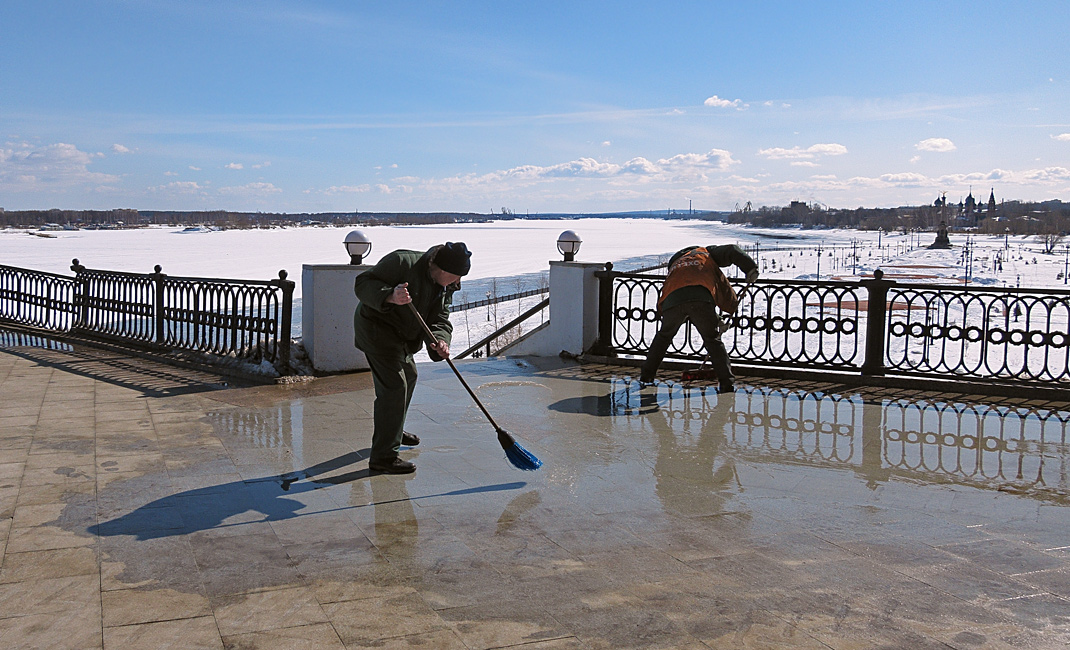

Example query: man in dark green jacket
[354,242,471,473]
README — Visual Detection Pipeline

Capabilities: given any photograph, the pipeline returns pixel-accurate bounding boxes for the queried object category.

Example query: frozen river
[3,218,1068,345]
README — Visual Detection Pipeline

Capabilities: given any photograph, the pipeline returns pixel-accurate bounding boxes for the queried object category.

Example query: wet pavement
[2,342,1070,649]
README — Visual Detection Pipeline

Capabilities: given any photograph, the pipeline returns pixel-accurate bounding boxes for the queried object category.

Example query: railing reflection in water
[208,404,297,451]
[607,379,1070,500]
[882,399,1070,494]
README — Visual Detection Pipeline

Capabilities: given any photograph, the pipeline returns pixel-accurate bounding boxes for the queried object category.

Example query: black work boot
[369,457,416,474]
[401,432,421,446]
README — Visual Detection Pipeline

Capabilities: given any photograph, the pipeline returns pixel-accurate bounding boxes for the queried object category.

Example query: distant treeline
[726,199,1070,237]
[0,208,722,228]
[2,201,1067,237]
[0,209,490,228]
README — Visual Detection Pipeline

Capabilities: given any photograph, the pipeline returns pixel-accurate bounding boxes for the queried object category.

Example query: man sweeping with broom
[639,244,758,393]
[354,242,472,474]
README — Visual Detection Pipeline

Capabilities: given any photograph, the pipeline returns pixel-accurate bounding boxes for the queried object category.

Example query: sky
[2,1,1069,214]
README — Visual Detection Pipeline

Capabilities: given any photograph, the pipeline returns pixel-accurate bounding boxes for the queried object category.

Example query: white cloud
[758,143,848,160]
[915,138,956,152]
[324,185,371,194]
[879,172,929,185]
[111,143,132,154]
[1053,133,1070,142]
[621,157,659,175]
[218,182,281,195]
[189,165,201,171]
[225,162,244,170]
[909,155,921,164]
[252,161,271,169]
[601,141,612,147]
[164,171,178,176]
[1021,167,1070,182]
[341,149,741,201]
[150,181,204,194]
[704,95,742,109]
[790,161,819,168]
[0,141,119,191]
[657,149,739,173]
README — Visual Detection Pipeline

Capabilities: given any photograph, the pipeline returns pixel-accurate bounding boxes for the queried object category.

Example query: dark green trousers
[363,349,418,462]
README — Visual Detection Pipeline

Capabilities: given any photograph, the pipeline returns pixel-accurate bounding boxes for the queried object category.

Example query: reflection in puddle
[603,378,1070,502]
[208,403,301,451]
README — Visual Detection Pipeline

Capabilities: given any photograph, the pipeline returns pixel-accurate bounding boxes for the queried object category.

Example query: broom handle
[406,301,502,430]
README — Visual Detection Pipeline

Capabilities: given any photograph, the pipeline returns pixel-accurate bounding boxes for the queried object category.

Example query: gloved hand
[745,268,759,284]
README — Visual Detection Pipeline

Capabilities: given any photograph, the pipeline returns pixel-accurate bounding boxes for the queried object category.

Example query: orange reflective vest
[659,247,739,313]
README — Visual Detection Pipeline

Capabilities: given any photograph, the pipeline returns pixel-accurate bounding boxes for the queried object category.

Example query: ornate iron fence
[595,264,1070,388]
[0,259,294,374]
[0,265,78,331]
[884,282,1070,383]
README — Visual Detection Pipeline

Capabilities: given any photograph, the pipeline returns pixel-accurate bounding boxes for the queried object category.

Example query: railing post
[152,265,165,347]
[70,258,88,330]
[276,269,293,375]
[591,262,615,356]
[860,269,894,376]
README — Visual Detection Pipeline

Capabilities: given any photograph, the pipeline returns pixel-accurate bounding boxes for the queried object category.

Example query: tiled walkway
[1,342,1070,649]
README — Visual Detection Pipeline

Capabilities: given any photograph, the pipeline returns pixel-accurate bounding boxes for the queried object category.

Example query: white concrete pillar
[548,260,604,357]
[301,263,370,372]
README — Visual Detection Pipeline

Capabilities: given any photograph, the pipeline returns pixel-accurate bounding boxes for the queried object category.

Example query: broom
[406,302,542,471]
[682,278,755,382]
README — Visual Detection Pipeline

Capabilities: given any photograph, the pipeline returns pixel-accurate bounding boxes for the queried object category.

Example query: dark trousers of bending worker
[640,301,734,389]
[360,347,418,462]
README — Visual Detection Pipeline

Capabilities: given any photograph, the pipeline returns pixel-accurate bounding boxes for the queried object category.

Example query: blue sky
[2,0,1069,213]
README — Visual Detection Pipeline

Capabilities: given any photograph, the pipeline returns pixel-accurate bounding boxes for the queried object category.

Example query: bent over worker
[354,242,471,474]
[639,244,758,393]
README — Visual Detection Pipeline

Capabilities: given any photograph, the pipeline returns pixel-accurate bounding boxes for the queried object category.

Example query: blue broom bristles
[497,429,543,471]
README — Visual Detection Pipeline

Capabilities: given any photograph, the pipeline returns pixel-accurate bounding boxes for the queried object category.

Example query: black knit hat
[435,241,472,276]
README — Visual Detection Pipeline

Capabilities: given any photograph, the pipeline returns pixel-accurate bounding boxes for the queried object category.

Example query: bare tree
[1039,234,1064,255]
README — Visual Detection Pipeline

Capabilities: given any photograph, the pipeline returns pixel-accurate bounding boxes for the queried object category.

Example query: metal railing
[0,259,294,374]
[594,263,1070,388]
[0,265,78,331]
[451,286,548,313]
[456,297,549,359]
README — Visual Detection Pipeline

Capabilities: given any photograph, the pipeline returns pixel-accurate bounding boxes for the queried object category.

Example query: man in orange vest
[639,244,758,393]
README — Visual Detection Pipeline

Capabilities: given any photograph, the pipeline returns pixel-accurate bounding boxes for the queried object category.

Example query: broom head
[497,428,543,471]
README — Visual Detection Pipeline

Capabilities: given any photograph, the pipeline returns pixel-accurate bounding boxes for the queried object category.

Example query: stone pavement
[2,340,1070,649]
